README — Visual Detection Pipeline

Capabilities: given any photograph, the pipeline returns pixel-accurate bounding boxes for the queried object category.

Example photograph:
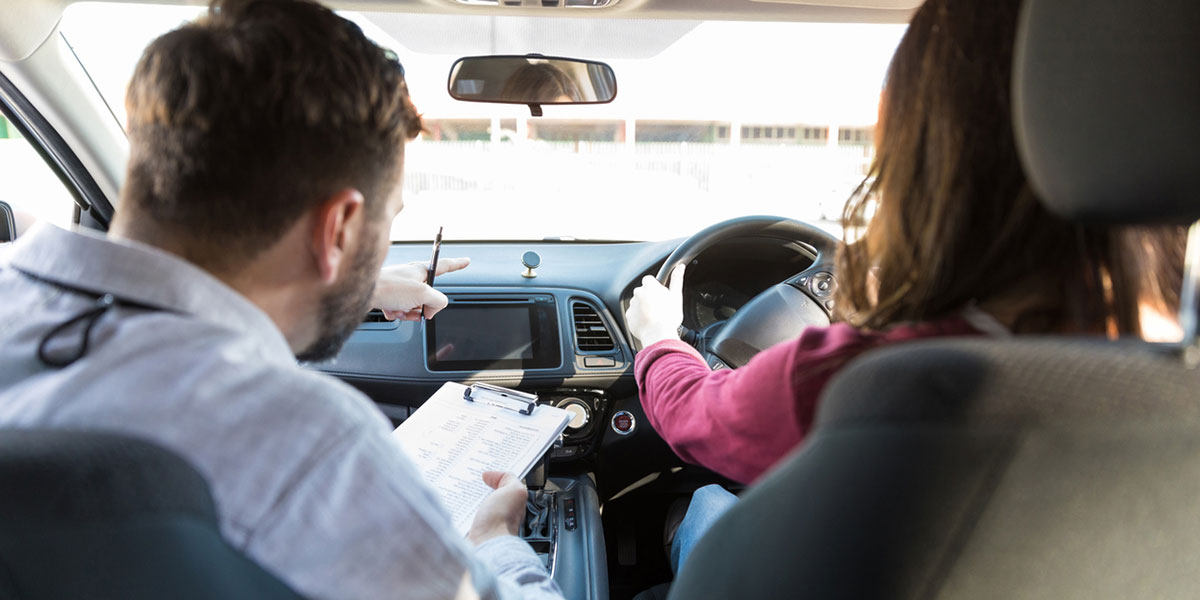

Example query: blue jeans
[670,484,739,574]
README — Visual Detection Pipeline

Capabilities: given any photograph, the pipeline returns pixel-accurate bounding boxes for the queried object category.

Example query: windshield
[61,4,904,242]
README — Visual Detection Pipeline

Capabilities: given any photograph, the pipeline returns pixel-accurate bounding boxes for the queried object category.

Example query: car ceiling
[312,0,918,22]
[2,0,916,62]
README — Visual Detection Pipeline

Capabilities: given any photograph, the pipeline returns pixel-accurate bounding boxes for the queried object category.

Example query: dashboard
[317,235,815,473]
[317,241,662,479]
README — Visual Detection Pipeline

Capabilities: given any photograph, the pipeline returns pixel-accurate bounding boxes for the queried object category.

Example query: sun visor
[1014,0,1200,225]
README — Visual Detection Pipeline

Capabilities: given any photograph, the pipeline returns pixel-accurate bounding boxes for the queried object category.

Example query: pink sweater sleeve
[634,337,811,484]
[633,320,982,484]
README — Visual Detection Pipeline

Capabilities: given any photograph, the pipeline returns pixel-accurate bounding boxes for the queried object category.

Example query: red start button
[611,411,636,436]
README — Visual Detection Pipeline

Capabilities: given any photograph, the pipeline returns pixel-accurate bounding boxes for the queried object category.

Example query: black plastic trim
[0,70,113,228]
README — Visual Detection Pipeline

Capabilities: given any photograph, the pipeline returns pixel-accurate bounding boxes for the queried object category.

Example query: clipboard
[392,381,571,535]
[463,382,537,415]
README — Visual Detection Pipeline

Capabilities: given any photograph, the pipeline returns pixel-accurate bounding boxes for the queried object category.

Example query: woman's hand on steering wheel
[626,264,686,347]
[634,216,839,368]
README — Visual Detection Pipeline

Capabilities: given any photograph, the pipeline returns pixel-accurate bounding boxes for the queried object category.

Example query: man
[0,0,562,598]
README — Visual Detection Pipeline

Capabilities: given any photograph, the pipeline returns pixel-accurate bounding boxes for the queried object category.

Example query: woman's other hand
[626,265,685,346]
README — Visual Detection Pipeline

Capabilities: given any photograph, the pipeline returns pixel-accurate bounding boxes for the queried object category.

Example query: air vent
[363,309,391,323]
[572,301,615,352]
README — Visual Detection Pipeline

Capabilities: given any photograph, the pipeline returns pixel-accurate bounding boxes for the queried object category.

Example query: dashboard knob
[556,397,591,431]
[522,251,541,279]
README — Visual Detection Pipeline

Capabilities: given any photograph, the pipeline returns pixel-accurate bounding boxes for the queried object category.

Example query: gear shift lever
[523,448,552,538]
[525,452,547,492]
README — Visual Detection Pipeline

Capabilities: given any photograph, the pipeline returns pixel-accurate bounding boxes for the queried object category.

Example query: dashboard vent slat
[572,302,615,352]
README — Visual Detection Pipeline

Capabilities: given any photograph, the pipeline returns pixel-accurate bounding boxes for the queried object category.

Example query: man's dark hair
[122,0,421,266]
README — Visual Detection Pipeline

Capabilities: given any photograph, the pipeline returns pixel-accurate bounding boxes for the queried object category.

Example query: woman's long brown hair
[834,0,1182,336]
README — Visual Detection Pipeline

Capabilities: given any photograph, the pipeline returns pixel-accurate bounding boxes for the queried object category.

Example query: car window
[0,114,78,235]
[61,3,905,242]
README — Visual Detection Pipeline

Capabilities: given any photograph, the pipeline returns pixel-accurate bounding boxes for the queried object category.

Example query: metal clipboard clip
[463,383,538,415]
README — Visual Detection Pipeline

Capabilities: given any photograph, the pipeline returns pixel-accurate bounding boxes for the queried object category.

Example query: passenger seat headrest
[1014,0,1200,225]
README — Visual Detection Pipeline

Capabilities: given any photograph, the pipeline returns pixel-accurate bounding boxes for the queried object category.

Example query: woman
[626,0,1185,490]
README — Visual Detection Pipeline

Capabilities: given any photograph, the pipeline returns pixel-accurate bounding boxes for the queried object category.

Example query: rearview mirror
[0,201,15,243]
[448,55,616,114]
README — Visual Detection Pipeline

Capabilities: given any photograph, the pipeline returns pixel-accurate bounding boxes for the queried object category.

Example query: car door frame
[0,70,112,231]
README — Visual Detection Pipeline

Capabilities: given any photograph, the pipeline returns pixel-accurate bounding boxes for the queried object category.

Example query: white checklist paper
[392,382,570,535]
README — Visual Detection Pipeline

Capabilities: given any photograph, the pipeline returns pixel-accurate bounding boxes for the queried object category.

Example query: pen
[422,226,443,323]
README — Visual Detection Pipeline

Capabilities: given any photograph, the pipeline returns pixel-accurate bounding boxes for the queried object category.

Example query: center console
[427,294,613,599]
[521,473,608,600]
[420,291,624,464]
[332,288,626,599]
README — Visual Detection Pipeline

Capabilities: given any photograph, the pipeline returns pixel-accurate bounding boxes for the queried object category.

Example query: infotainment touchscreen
[425,296,561,372]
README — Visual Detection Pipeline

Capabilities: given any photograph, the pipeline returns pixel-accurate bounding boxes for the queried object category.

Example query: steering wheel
[654,215,840,370]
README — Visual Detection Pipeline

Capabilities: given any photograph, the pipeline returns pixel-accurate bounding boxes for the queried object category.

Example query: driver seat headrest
[1014,0,1200,225]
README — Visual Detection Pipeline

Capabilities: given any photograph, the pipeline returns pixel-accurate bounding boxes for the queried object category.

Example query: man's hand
[371,257,470,320]
[467,471,528,546]
[625,264,685,346]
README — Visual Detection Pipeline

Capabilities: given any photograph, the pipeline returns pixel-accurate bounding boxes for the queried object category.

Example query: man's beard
[295,239,383,363]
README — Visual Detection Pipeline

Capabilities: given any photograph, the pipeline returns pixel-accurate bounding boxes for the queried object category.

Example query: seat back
[670,338,1200,598]
[0,429,303,600]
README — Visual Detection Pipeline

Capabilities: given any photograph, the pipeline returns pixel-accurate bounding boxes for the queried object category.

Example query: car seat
[667,0,1200,597]
[0,429,304,599]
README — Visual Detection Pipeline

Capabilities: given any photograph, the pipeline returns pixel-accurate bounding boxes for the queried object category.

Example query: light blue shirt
[0,224,562,600]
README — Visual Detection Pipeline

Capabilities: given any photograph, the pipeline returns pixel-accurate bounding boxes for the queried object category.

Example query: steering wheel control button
[611,411,636,436]
[521,251,541,278]
[676,325,699,345]
[809,272,836,298]
[583,356,616,368]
